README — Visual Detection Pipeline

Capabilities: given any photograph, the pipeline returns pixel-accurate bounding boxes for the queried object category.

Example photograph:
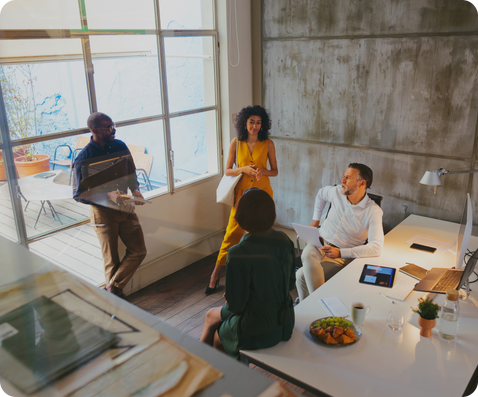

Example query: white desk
[241,215,478,397]
[0,170,72,228]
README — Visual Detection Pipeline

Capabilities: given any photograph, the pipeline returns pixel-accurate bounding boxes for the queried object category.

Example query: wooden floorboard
[127,251,314,396]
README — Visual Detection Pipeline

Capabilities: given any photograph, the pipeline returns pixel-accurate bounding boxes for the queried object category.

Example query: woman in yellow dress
[206,105,278,294]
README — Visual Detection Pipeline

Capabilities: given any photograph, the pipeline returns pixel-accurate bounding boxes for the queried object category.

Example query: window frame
[0,0,222,245]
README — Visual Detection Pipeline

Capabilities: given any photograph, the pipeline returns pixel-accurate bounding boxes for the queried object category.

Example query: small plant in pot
[411,297,440,337]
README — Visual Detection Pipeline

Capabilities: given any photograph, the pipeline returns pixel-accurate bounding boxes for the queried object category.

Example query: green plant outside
[0,65,40,161]
[411,297,440,320]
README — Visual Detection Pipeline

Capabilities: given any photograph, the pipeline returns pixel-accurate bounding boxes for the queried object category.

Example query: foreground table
[0,236,277,397]
[241,215,478,397]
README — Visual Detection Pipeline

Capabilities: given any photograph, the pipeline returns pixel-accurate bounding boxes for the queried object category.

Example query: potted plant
[0,150,5,181]
[411,297,440,337]
[1,65,51,178]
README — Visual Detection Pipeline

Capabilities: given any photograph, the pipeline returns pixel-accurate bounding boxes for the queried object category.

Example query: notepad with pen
[319,297,351,317]
[386,277,417,302]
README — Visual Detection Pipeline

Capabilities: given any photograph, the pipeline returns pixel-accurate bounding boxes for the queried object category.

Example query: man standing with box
[73,112,147,297]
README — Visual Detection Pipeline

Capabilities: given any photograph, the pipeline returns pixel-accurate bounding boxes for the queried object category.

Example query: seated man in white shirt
[296,163,384,301]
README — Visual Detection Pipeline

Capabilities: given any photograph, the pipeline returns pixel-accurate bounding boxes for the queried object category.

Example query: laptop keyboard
[431,270,462,292]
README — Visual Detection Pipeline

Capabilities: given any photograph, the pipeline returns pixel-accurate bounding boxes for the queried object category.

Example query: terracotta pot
[14,154,51,178]
[0,151,5,181]
[418,316,436,338]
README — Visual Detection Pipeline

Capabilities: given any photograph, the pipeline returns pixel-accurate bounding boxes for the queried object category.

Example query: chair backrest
[76,136,90,150]
[131,152,153,175]
[367,193,383,208]
[127,144,146,155]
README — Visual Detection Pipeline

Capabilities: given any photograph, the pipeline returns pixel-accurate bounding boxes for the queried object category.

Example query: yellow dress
[216,139,273,266]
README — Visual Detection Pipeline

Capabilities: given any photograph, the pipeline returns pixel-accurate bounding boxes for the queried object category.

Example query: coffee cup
[351,302,371,326]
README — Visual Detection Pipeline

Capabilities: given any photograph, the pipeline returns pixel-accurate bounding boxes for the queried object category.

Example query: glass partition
[0,0,81,30]
[91,35,163,122]
[114,120,168,193]
[160,0,214,30]
[12,135,91,240]
[170,110,218,187]
[85,0,156,30]
[165,36,216,114]
[0,39,90,142]
[0,0,220,250]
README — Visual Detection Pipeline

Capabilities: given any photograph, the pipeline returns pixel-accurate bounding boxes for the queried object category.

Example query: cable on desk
[463,249,478,286]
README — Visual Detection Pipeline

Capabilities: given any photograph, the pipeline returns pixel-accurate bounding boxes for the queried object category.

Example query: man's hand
[107,190,127,204]
[132,189,145,206]
[309,220,320,228]
[321,246,341,259]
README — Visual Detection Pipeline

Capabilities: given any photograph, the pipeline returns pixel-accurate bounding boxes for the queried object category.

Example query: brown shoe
[106,284,125,298]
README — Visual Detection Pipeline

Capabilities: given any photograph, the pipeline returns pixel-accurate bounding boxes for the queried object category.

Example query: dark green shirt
[218,229,296,359]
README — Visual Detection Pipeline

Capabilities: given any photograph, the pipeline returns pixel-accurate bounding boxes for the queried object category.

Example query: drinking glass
[387,310,404,331]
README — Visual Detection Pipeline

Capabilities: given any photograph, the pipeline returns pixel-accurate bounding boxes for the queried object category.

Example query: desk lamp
[420,167,478,193]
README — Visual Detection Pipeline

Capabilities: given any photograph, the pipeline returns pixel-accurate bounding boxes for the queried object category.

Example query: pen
[379,292,395,304]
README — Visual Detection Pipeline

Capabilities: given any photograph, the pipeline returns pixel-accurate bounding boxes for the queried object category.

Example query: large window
[0,0,220,243]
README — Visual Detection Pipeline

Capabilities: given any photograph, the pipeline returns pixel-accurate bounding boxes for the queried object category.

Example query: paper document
[405,235,454,254]
[319,297,351,318]
[120,195,153,204]
[292,223,323,247]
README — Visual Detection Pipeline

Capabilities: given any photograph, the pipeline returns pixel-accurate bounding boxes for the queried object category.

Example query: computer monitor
[456,193,473,270]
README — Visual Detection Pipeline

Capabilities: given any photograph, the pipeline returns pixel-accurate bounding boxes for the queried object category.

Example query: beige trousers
[296,244,352,301]
[90,204,147,289]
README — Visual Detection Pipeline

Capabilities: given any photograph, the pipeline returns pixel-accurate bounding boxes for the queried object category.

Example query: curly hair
[235,105,271,141]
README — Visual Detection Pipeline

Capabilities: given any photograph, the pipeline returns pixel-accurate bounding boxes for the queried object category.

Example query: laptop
[0,296,119,394]
[413,251,477,293]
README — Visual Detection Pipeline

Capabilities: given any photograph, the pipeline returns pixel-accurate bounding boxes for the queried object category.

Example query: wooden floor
[0,172,105,286]
[127,252,316,397]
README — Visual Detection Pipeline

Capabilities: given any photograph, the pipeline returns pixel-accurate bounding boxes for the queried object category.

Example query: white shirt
[312,185,384,259]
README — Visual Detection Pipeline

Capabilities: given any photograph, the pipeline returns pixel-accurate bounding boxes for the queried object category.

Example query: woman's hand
[255,167,263,181]
[241,165,259,178]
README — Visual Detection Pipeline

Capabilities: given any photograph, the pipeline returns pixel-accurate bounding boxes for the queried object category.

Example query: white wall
[125,0,254,294]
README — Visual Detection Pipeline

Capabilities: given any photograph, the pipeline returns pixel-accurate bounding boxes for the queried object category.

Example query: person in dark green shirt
[200,188,296,359]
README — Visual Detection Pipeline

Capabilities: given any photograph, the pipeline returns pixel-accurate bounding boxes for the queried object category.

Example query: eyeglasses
[98,123,116,132]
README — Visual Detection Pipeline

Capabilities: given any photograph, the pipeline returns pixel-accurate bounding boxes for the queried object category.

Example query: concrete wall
[262,0,478,233]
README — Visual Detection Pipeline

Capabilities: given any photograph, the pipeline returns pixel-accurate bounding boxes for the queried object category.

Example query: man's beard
[341,184,358,196]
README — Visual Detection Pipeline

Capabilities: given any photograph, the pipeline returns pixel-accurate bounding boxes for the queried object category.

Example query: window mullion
[155,0,175,194]
[82,37,98,114]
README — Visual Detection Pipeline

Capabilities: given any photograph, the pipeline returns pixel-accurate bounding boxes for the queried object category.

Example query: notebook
[0,296,119,394]
[399,263,428,280]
